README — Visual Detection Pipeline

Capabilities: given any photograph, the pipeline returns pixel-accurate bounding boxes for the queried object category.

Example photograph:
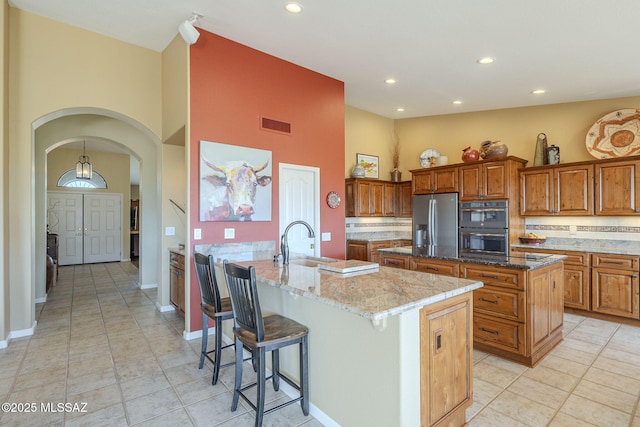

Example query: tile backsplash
[346,217,412,240]
[525,216,640,241]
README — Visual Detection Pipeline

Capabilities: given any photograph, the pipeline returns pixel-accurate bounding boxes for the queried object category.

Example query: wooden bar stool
[192,252,235,385]
[223,260,309,427]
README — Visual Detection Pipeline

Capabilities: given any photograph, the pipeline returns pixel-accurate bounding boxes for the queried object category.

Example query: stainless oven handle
[460,208,506,213]
[461,232,505,237]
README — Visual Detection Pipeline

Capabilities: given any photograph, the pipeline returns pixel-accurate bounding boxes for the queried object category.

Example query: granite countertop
[230,258,483,321]
[511,238,640,256]
[378,245,567,270]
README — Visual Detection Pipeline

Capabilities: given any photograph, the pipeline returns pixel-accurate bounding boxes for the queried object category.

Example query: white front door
[279,163,320,257]
[48,192,83,266]
[47,191,122,265]
[84,194,122,263]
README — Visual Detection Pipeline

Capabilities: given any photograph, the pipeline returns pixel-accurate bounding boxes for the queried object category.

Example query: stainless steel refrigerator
[412,193,459,252]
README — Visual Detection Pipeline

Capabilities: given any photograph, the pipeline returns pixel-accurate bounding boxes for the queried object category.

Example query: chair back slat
[193,252,223,312]
[223,260,265,341]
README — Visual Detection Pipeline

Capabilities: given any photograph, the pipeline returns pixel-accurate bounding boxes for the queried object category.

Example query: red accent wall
[189,31,346,329]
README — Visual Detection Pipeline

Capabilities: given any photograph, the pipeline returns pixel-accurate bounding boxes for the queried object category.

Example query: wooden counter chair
[192,252,236,385]
[223,260,309,427]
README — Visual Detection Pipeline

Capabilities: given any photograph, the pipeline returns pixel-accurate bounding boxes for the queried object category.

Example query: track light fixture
[179,13,202,45]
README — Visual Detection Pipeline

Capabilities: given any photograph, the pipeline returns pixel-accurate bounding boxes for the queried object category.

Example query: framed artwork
[356,153,379,179]
[199,141,272,222]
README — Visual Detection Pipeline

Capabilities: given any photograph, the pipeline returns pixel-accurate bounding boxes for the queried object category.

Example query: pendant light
[75,141,93,179]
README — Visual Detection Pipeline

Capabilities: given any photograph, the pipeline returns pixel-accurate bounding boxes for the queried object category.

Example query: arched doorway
[33,108,164,307]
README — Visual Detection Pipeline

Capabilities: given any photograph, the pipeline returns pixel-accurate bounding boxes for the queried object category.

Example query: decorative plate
[419,148,441,167]
[326,191,341,209]
[586,109,640,158]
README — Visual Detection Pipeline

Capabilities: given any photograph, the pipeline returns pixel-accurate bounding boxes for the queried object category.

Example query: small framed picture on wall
[356,153,379,179]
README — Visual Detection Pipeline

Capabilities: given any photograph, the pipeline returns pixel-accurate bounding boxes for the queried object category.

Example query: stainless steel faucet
[280,220,315,264]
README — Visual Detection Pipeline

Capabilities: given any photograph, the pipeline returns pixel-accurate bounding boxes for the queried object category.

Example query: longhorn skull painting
[199,141,272,222]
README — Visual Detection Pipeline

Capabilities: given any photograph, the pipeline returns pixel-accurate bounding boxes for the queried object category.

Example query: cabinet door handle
[480,273,500,279]
[480,327,499,335]
[633,274,638,279]
[427,266,439,271]
[604,260,624,265]
[479,297,498,304]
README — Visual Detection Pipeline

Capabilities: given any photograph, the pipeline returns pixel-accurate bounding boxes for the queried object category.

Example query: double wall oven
[459,200,508,256]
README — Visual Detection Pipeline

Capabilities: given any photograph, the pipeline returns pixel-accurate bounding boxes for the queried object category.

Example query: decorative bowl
[519,236,547,245]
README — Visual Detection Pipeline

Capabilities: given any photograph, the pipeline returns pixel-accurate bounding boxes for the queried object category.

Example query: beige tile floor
[2,262,640,426]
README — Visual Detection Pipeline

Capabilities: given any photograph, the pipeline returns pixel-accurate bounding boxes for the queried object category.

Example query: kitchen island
[216,257,483,427]
[377,246,567,367]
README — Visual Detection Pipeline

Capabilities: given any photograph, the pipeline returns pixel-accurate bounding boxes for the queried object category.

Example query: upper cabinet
[520,164,594,216]
[411,165,458,194]
[458,157,527,201]
[519,156,640,217]
[595,158,640,215]
[345,178,410,217]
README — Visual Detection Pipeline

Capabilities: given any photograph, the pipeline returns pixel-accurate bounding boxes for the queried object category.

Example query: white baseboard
[4,320,38,348]
[34,295,47,304]
[183,326,218,341]
[140,283,158,290]
[156,302,175,313]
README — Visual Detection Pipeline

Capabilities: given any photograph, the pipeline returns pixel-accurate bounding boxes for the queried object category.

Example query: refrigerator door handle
[429,199,436,245]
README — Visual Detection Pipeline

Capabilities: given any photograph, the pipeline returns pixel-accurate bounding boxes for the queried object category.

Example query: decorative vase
[534,133,548,166]
[479,140,509,159]
[390,169,402,182]
[351,164,366,178]
[461,146,480,162]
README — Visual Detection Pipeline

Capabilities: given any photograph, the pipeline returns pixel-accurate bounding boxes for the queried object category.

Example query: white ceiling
[10,0,640,120]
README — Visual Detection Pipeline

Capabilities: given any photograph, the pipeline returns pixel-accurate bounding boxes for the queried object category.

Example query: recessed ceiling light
[385,78,396,85]
[531,89,546,95]
[284,2,303,13]
[396,108,405,112]
[477,57,495,65]
[452,100,463,105]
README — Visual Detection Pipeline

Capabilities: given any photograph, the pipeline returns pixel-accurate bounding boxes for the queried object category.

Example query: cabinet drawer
[410,259,459,277]
[474,287,524,322]
[370,241,391,251]
[390,239,412,248]
[592,253,640,271]
[473,314,525,355]
[379,254,409,269]
[563,252,589,266]
[461,264,523,290]
[170,252,185,269]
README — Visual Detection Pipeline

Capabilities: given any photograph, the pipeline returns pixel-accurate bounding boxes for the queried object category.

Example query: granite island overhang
[215,257,483,427]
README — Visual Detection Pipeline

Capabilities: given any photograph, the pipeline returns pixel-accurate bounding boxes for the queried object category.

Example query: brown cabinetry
[410,258,460,277]
[169,250,185,317]
[420,292,472,427]
[411,166,458,194]
[595,158,640,215]
[458,157,526,201]
[520,164,593,216]
[396,181,413,217]
[345,178,410,217]
[346,240,411,263]
[591,253,640,319]
[462,262,563,367]
[513,247,590,310]
[379,253,410,269]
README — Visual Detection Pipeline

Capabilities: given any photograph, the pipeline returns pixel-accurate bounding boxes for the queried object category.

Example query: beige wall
[6,7,163,338]
[345,105,395,178]
[393,96,640,169]
[46,148,132,258]
[1,0,8,344]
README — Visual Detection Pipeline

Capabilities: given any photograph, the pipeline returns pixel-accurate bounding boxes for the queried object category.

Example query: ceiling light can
[477,57,495,65]
[285,2,303,13]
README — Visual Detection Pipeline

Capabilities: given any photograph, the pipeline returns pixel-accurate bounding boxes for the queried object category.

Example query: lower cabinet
[346,239,411,263]
[591,253,640,319]
[169,250,185,317]
[420,292,472,427]
[462,262,564,367]
[379,253,409,269]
